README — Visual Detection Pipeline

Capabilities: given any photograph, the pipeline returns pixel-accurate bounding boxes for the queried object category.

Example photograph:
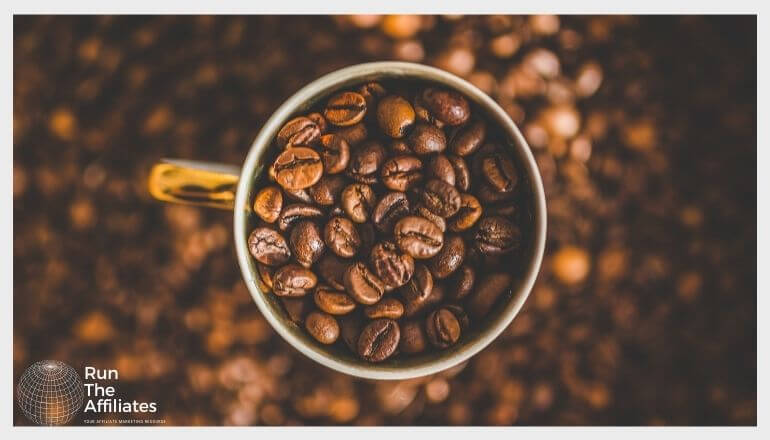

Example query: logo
[17,360,85,426]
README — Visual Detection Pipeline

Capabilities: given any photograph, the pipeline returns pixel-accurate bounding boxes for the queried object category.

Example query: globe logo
[17,360,84,426]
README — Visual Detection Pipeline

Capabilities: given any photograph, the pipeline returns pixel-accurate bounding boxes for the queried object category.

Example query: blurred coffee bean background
[13,15,756,425]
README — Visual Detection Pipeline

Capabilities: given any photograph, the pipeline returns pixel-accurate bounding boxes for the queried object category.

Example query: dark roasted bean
[418,87,471,126]
[277,203,324,231]
[406,123,446,155]
[319,134,350,174]
[308,174,347,206]
[447,154,471,192]
[394,215,444,259]
[341,183,375,223]
[273,264,317,297]
[357,319,400,362]
[372,191,410,233]
[475,216,521,255]
[381,155,423,191]
[468,272,513,318]
[421,179,462,218]
[370,241,415,289]
[447,265,475,301]
[248,227,291,266]
[448,193,483,232]
[324,216,361,258]
[344,261,386,305]
[316,253,349,291]
[399,320,428,354]
[428,234,465,279]
[449,119,486,156]
[426,308,461,348]
[289,220,325,268]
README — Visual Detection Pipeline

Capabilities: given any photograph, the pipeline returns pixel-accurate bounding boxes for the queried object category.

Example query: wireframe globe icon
[17,360,84,426]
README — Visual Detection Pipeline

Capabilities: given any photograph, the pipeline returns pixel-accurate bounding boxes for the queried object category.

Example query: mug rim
[233,61,547,380]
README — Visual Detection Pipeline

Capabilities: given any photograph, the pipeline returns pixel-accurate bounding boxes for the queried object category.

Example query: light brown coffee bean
[377,95,416,138]
[344,261,386,305]
[248,227,291,266]
[448,193,482,232]
[357,319,400,362]
[319,134,350,174]
[364,297,405,319]
[253,185,283,223]
[324,91,367,126]
[341,183,375,223]
[272,147,323,190]
[305,311,340,344]
[324,216,361,258]
[276,116,321,148]
[314,286,357,315]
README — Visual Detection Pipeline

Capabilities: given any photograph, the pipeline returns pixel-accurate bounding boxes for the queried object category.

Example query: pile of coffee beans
[247,80,532,363]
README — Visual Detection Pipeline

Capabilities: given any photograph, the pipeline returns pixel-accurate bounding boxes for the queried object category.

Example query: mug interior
[234,62,546,380]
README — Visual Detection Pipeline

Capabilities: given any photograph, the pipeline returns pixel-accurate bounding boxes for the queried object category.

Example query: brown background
[13,15,756,425]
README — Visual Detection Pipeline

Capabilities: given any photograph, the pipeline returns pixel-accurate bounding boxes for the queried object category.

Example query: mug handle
[148,159,242,210]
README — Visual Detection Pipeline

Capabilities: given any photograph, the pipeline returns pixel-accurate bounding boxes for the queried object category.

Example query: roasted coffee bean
[334,122,368,146]
[372,191,410,233]
[347,140,387,182]
[248,227,291,266]
[476,181,516,203]
[406,123,446,155]
[447,265,475,301]
[305,311,340,344]
[399,263,434,304]
[394,216,444,259]
[273,264,317,297]
[308,174,347,206]
[324,216,361,258]
[400,320,427,354]
[447,155,471,192]
[427,154,456,186]
[283,187,313,204]
[276,116,321,148]
[475,216,521,255]
[359,82,387,108]
[319,134,350,174]
[324,91,367,126]
[339,312,364,351]
[414,203,446,232]
[426,308,461,348]
[344,261,386,305]
[421,179,462,218]
[307,112,327,135]
[357,319,400,362]
[444,304,470,330]
[253,185,283,223]
[316,253,349,291]
[272,147,324,190]
[277,203,324,231]
[256,263,275,293]
[404,283,445,318]
[428,234,465,279]
[418,87,471,126]
[314,286,356,315]
[281,296,314,324]
[364,297,405,319]
[449,119,486,156]
[381,155,423,191]
[341,183,375,223]
[370,241,415,289]
[377,95,416,138]
[289,220,325,268]
[468,272,513,318]
[448,193,483,232]
[482,152,519,193]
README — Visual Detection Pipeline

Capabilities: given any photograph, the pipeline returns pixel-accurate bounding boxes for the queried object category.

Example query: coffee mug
[148,61,547,380]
